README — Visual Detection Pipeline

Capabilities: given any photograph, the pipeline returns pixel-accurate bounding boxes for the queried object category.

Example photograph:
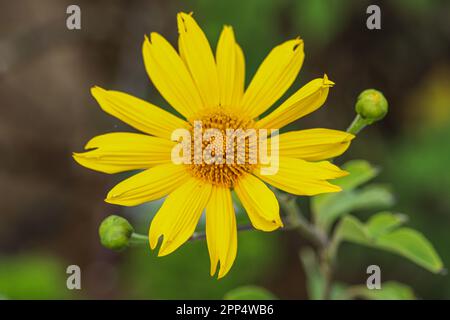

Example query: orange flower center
[186,110,257,187]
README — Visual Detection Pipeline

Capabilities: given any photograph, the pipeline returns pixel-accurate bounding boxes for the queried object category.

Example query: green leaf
[347,281,416,300]
[335,212,444,273]
[332,160,380,190]
[376,229,444,273]
[335,215,369,244]
[312,161,393,231]
[318,185,395,231]
[224,286,277,300]
[366,212,408,238]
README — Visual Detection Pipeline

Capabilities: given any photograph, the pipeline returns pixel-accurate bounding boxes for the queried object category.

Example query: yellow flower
[74,12,354,278]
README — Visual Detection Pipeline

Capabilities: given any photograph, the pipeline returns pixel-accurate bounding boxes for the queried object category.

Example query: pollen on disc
[186,110,258,187]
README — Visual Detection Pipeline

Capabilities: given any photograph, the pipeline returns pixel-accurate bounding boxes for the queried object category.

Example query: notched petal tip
[292,38,304,51]
[158,239,176,257]
[177,12,194,33]
[104,189,130,206]
[90,85,103,92]
[217,270,228,280]
[104,186,145,207]
[254,219,282,232]
[72,151,91,164]
[279,38,303,53]
[104,196,122,206]
[338,169,350,178]
[72,152,84,165]
[83,140,99,150]
[322,74,335,87]
[329,165,350,179]
[149,32,162,43]
[90,86,107,100]
[104,196,112,203]
[272,219,284,230]
[90,86,98,95]
[177,11,193,17]
[143,33,161,48]
[216,260,234,279]
[210,260,226,279]
[344,132,356,141]
[157,249,168,257]
[72,150,95,160]
[142,36,152,52]
[210,263,218,278]
[148,230,163,251]
[222,25,234,33]
[330,184,343,192]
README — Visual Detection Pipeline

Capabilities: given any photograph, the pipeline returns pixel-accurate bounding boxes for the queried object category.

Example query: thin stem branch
[276,191,327,248]
[131,233,148,241]
[129,232,148,246]
[190,224,254,241]
[346,114,367,135]
[274,190,336,299]
[127,190,338,300]
[127,224,255,245]
[319,247,333,300]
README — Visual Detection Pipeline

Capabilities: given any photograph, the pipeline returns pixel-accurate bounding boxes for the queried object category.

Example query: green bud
[355,89,388,124]
[99,215,134,250]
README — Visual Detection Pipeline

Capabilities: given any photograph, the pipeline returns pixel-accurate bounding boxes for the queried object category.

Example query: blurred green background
[0,0,449,299]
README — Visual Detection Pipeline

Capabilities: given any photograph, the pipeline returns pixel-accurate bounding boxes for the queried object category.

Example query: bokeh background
[1,0,449,299]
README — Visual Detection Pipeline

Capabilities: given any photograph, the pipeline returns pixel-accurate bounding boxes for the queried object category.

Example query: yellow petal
[149,178,212,256]
[177,12,220,109]
[206,186,237,279]
[234,174,282,231]
[105,163,189,206]
[233,44,245,106]
[91,87,188,138]
[143,33,203,119]
[256,75,334,129]
[73,132,175,174]
[216,26,245,108]
[254,157,348,196]
[275,129,354,161]
[241,38,304,119]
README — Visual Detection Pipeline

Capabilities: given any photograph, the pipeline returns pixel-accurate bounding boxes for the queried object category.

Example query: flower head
[74,12,353,278]
[99,215,134,250]
[355,89,388,123]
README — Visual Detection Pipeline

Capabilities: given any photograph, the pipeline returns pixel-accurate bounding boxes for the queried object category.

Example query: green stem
[190,224,254,241]
[128,224,256,246]
[275,190,334,299]
[346,114,368,135]
[319,247,333,300]
[131,233,148,240]
[129,232,148,246]
[277,192,327,248]
[327,228,343,264]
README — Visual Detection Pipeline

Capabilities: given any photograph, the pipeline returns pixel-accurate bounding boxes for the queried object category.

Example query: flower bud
[99,215,134,250]
[355,89,388,124]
